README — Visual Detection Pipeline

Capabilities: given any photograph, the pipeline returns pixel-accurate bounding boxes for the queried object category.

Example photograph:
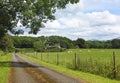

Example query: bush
[33,41,45,52]
[0,34,14,52]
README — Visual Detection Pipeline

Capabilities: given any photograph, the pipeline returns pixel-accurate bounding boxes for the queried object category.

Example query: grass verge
[21,54,120,83]
[0,53,11,83]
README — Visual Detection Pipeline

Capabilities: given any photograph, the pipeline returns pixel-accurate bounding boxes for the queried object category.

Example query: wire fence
[24,51,120,80]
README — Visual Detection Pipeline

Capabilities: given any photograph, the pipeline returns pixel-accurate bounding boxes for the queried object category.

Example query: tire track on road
[9,55,83,83]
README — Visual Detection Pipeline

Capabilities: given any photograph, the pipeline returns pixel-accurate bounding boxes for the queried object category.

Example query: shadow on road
[0,61,41,68]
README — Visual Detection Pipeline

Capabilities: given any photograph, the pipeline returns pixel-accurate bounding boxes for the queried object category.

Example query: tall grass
[0,51,11,83]
[24,49,120,80]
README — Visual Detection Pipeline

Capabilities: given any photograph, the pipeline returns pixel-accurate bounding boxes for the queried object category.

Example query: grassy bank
[0,52,11,83]
[21,54,120,83]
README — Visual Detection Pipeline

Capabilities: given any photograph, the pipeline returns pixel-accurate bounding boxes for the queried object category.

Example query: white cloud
[21,0,120,40]
[45,20,60,28]
[37,10,120,40]
[86,11,118,27]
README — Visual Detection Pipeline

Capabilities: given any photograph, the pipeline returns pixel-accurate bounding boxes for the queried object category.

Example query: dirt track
[9,55,83,83]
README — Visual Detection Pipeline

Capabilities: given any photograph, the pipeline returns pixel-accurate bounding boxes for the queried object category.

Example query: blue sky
[21,0,120,40]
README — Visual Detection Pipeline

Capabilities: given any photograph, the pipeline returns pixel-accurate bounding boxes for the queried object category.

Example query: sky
[21,0,120,40]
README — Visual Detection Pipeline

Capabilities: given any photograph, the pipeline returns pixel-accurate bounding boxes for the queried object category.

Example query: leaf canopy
[0,0,79,36]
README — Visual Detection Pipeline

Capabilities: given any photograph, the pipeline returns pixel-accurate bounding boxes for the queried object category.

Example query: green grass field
[0,51,11,83]
[23,49,120,80]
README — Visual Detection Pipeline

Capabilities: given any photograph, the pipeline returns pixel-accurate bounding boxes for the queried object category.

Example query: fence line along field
[24,49,120,80]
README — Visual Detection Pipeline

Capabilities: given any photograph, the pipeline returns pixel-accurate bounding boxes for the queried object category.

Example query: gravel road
[9,55,83,83]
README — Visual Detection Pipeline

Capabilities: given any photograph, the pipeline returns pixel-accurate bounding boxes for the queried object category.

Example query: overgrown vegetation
[0,51,11,83]
[0,34,14,52]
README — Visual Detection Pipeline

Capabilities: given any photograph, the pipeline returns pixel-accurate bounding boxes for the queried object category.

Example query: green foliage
[0,50,4,56]
[0,0,79,38]
[75,38,86,48]
[0,34,14,52]
[12,36,75,50]
[0,25,7,38]
[111,39,120,48]
[12,36,35,48]
[12,36,120,50]
[86,40,112,49]
[33,41,45,52]
[47,36,74,49]
[1,0,79,51]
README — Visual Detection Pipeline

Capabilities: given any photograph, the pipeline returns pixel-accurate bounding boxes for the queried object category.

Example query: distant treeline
[12,36,74,52]
[0,35,120,52]
[12,36,120,49]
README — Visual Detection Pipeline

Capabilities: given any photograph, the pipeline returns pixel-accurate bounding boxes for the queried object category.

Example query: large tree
[75,38,86,48]
[0,0,79,38]
[111,39,120,48]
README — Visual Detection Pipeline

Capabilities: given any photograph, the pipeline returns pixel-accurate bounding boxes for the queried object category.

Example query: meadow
[24,49,120,80]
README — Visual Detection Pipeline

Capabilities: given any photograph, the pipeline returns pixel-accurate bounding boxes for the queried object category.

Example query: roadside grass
[0,53,11,83]
[18,48,35,52]
[21,54,120,83]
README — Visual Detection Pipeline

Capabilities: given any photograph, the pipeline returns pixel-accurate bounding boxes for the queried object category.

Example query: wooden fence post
[74,53,77,69]
[35,52,37,58]
[113,51,116,79]
[34,52,36,58]
[47,53,49,63]
[36,52,37,58]
[56,53,59,65]
[41,53,42,61]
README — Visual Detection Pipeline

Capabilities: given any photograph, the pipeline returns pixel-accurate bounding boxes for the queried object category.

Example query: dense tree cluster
[12,36,36,48]
[111,39,120,48]
[10,36,120,51]
[0,34,14,52]
[75,38,86,48]
[86,40,112,49]
[33,41,45,52]
[1,35,120,52]
[12,36,74,52]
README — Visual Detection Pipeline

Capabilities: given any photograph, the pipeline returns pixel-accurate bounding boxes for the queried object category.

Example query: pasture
[25,49,120,80]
